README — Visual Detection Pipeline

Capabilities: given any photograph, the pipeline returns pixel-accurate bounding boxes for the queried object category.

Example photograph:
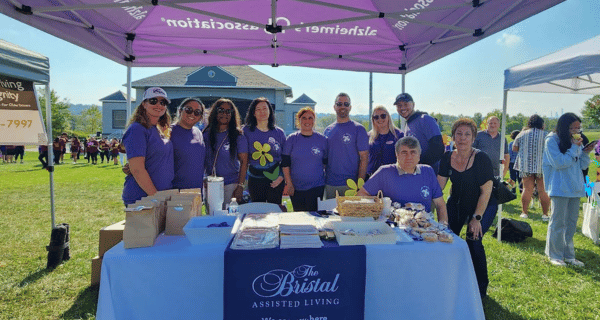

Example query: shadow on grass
[483,297,530,320]
[59,285,99,319]
[18,268,50,287]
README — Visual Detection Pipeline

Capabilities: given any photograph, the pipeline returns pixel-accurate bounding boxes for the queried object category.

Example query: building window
[112,110,127,129]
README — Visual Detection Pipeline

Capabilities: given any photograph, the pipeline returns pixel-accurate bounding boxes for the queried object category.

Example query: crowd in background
[0,145,25,164]
[35,133,126,169]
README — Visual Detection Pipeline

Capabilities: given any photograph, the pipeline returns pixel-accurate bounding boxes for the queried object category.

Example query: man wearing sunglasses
[395,93,444,174]
[323,93,369,199]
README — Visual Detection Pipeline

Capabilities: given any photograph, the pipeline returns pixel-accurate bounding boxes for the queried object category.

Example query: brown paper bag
[170,194,202,216]
[123,205,161,249]
[136,199,167,232]
[165,204,193,235]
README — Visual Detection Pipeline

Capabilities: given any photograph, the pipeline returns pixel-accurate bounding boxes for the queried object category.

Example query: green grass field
[1,151,600,319]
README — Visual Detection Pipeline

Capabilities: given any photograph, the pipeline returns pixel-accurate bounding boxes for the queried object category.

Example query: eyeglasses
[372,114,387,120]
[218,108,232,115]
[182,106,202,116]
[335,102,350,107]
[147,98,168,106]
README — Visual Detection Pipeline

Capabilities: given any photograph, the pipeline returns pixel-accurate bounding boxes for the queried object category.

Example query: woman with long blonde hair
[122,87,174,205]
[367,106,402,177]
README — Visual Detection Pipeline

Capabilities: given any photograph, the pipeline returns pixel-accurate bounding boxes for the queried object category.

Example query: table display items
[183,216,238,245]
[391,202,453,243]
[206,176,224,215]
[335,190,384,218]
[228,198,239,215]
[279,224,323,249]
[123,204,163,249]
[333,221,396,245]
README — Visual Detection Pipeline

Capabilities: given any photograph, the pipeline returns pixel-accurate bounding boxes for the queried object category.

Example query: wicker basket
[335,190,384,218]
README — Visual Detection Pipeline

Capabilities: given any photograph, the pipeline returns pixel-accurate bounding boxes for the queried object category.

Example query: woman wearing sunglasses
[122,87,174,205]
[203,98,248,208]
[244,97,286,204]
[171,97,206,189]
[367,106,403,178]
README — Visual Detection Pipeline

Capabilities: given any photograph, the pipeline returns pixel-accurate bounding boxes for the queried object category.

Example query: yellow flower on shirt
[252,141,273,166]
[345,178,365,196]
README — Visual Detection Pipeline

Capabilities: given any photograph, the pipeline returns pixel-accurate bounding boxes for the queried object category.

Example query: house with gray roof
[100,66,316,136]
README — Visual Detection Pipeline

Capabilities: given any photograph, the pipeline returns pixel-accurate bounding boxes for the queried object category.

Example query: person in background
[0,145,5,163]
[243,97,286,204]
[513,115,550,221]
[81,138,88,163]
[473,116,509,178]
[366,106,403,179]
[203,98,248,207]
[52,138,61,164]
[543,113,593,267]
[110,138,120,165]
[437,118,496,299]
[38,144,48,169]
[507,130,521,193]
[171,98,206,189]
[99,138,110,163]
[323,93,369,199]
[118,139,126,166]
[282,107,327,211]
[5,145,15,163]
[14,145,25,164]
[122,87,174,205]
[358,136,447,224]
[59,133,68,163]
[70,137,81,164]
[395,93,444,173]
[87,137,99,165]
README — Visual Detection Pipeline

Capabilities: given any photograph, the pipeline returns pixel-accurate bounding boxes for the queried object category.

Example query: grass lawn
[1,151,600,319]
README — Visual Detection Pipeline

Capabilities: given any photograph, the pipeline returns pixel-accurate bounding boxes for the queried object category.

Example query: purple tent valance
[1,0,564,73]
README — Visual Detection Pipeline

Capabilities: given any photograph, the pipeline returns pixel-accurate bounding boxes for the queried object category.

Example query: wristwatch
[472,214,482,221]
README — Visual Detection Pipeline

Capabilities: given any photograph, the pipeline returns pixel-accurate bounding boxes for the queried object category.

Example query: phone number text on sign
[0,120,33,128]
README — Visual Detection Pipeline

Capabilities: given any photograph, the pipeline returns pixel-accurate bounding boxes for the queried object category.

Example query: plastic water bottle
[228,198,239,216]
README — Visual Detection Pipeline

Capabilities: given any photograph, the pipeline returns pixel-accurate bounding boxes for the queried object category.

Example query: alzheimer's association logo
[252,265,339,298]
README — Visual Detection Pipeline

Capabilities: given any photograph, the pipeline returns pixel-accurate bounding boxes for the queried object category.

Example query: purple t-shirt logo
[420,186,430,199]
[342,133,352,144]
[268,137,281,151]
[224,142,230,151]
[311,146,321,156]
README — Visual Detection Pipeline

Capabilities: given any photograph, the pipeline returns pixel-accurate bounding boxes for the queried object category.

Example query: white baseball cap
[143,87,170,104]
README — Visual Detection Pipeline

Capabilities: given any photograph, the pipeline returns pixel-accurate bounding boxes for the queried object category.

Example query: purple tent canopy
[1,0,563,73]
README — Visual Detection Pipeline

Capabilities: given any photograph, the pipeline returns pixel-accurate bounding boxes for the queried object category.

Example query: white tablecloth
[97,234,484,320]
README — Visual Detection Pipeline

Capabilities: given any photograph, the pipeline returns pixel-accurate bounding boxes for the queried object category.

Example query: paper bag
[136,199,167,232]
[123,205,161,249]
[170,194,203,216]
[165,204,193,235]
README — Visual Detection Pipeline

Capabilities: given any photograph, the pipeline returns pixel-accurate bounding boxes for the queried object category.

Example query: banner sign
[0,74,47,145]
[224,243,366,320]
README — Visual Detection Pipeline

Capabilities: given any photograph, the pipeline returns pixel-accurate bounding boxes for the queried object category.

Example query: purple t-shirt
[203,131,248,185]
[404,113,441,156]
[122,122,174,204]
[323,120,369,186]
[367,129,403,175]
[283,131,327,191]
[171,124,206,189]
[363,164,442,212]
[243,126,286,175]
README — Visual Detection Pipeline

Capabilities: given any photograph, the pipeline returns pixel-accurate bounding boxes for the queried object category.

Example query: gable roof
[291,93,316,105]
[100,91,133,102]
[130,66,292,97]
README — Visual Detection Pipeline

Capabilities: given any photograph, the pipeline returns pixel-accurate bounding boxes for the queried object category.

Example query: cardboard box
[99,220,126,257]
[91,255,103,285]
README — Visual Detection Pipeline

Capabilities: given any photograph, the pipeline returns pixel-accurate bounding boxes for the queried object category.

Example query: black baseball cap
[394,93,414,104]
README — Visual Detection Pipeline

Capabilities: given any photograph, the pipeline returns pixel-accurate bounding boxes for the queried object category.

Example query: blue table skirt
[97,234,484,320]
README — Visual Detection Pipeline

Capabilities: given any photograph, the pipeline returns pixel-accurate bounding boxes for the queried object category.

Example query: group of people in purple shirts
[119,87,510,299]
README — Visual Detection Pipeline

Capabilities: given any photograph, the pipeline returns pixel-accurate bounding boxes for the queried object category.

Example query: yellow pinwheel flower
[345,178,365,196]
[252,141,273,166]
[442,134,451,146]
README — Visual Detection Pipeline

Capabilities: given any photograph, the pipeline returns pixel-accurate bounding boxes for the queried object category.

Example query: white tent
[496,34,600,241]
[0,39,56,228]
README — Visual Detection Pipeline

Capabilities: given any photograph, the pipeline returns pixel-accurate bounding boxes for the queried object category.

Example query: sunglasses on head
[182,106,202,116]
[335,102,350,107]
[218,107,232,115]
[147,98,168,106]
[372,114,387,120]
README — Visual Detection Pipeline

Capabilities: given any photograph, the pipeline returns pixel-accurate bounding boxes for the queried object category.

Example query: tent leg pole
[401,73,405,93]
[46,84,55,229]
[126,62,132,121]
[368,72,373,131]
[497,89,509,242]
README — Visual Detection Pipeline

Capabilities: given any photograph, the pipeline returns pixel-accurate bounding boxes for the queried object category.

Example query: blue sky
[1,0,599,117]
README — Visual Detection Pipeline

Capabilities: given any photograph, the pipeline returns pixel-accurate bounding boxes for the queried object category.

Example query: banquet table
[97,232,484,320]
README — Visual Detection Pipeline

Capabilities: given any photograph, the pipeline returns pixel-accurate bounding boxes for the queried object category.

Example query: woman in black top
[437,118,496,299]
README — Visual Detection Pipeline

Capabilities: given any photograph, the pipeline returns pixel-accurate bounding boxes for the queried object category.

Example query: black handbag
[492,218,533,242]
[492,177,517,204]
